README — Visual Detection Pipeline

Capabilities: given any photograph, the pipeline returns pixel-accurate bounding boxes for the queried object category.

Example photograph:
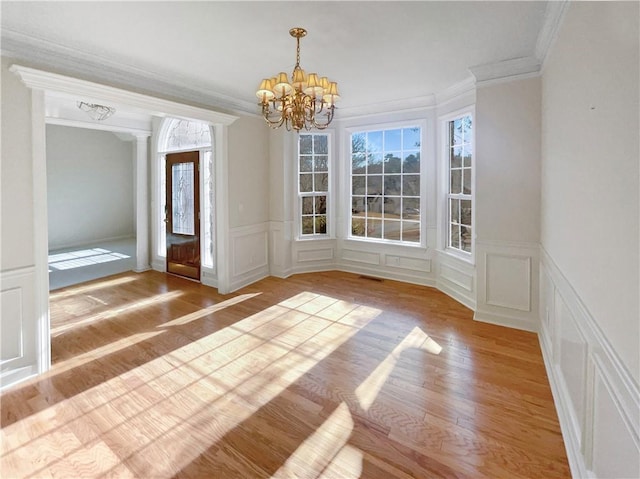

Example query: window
[350,126,421,244]
[298,133,329,236]
[447,115,473,253]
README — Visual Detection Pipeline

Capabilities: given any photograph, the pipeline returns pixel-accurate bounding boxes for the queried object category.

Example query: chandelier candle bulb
[255,27,339,131]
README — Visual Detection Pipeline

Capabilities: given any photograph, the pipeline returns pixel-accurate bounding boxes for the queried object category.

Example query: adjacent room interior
[1,2,638,478]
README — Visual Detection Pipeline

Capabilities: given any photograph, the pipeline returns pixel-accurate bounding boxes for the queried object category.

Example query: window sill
[440,247,475,266]
[344,236,428,251]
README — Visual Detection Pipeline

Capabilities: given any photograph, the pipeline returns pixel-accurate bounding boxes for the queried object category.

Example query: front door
[166,151,200,281]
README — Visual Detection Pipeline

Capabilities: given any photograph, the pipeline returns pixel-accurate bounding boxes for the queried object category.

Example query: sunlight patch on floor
[1,290,382,478]
[272,402,362,478]
[49,275,137,300]
[158,292,262,328]
[50,290,184,336]
[48,248,130,271]
[355,326,442,411]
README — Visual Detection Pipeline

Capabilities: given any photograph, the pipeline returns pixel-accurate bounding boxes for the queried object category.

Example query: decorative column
[134,134,151,272]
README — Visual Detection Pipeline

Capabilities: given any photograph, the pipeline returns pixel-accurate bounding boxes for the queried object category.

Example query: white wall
[226,115,271,290]
[472,77,542,331]
[46,125,134,250]
[540,2,639,477]
[476,77,541,243]
[1,57,40,386]
[1,57,34,271]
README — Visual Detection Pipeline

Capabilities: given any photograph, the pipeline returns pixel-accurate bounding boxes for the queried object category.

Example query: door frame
[10,64,238,380]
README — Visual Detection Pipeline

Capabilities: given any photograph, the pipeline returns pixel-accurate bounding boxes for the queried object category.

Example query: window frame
[345,121,426,247]
[440,109,475,261]
[296,131,333,240]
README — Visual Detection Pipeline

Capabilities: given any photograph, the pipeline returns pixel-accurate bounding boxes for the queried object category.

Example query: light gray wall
[541,2,639,380]
[46,125,134,250]
[476,77,541,243]
[227,115,270,228]
[1,57,35,271]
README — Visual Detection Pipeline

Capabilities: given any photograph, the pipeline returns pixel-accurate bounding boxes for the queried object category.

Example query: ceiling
[1,1,551,116]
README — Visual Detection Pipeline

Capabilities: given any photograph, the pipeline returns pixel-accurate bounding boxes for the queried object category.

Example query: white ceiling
[1,1,550,115]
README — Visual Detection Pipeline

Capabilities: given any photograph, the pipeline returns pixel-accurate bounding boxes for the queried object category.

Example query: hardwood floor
[1,271,570,478]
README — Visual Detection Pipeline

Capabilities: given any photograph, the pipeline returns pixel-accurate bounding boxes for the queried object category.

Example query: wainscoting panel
[435,252,475,310]
[539,247,640,479]
[474,240,539,331]
[1,266,38,389]
[229,223,269,292]
[297,247,334,263]
[341,248,381,266]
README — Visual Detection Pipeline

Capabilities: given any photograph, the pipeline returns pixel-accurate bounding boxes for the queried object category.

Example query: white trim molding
[535,1,571,69]
[228,223,270,293]
[1,266,38,390]
[539,246,640,479]
[474,240,540,332]
[469,56,541,87]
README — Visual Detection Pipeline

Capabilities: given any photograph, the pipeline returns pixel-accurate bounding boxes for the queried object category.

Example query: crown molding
[535,0,570,69]
[435,76,476,107]
[337,94,436,121]
[1,28,257,117]
[468,56,541,86]
[10,64,239,126]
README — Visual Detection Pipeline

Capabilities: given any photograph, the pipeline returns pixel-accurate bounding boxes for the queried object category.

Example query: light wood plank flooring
[1,270,570,478]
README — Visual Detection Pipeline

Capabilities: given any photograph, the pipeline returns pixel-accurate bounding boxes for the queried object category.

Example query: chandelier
[256,27,340,132]
[77,101,116,121]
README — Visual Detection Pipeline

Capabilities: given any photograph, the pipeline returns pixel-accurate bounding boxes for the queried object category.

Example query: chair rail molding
[539,246,639,479]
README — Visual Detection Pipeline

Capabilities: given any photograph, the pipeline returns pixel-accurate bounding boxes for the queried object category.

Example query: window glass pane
[352,133,366,153]
[367,197,382,215]
[314,155,328,172]
[402,221,420,243]
[450,169,462,194]
[403,198,420,219]
[368,152,383,174]
[463,168,472,194]
[352,197,366,216]
[403,175,420,196]
[367,175,382,195]
[383,197,401,218]
[450,198,460,223]
[403,152,420,173]
[403,127,421,149]
[451,147,462,168]
[171,162,195,235]
[352,218,366,237]
[461,200,472,226]
[315,196,327,215]
[461,226,472,252]
[368,219,382,238]
[352,153,366,173]
[314,173,328,192]
[452,119,463,146]
[367,131,383,152]
[300,174,313,193]
[302,196,314,215]
[302,217,314,235]
[462,116,472,139]
[450,224,460,248]
[165,119,211,151]
[463,145,473,167]
[384,129,402,151]
[383,220,401,240]
[384,175,401,196]
[314,135,328,154]
[315,216,327,234]
[384,154,401,173]
[300,156,312,173]
[350,127,421,245]
[300,135,313,154]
